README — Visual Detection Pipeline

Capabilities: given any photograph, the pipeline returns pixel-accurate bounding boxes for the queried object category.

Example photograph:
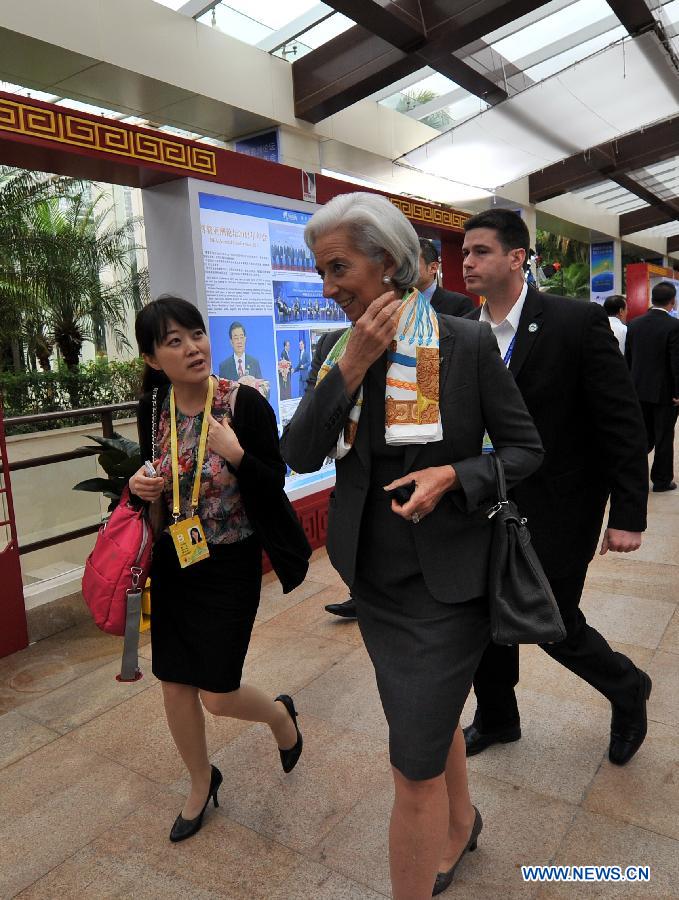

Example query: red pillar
[0,399,28,657]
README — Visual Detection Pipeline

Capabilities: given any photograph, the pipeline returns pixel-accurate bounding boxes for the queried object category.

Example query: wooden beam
[619,204,678,235]
[668,234,679,253]
[294,0,549,122]
[530,115,679,203]
[605,0,656,36]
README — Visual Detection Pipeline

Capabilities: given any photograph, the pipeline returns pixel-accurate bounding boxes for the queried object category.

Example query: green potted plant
[73,433,141,512]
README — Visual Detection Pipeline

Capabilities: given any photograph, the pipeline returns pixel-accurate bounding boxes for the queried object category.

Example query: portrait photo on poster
[208,314,278,409]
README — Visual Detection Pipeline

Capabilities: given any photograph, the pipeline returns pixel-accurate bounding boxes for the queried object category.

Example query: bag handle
[151,386,158,461]
[487,453,510,519]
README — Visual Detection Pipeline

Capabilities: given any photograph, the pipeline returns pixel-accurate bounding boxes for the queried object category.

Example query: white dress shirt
[479,282,529,360]
[607,315,627,354]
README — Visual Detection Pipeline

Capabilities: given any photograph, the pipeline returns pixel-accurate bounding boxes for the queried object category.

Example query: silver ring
[411,513,420,524]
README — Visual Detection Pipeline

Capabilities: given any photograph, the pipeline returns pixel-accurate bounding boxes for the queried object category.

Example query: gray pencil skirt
[352,497,491,781]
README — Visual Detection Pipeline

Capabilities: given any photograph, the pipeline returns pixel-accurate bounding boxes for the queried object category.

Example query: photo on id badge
[170,517,210,568]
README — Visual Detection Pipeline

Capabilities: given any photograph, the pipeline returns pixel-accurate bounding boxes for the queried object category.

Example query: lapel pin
[528,322,539,333]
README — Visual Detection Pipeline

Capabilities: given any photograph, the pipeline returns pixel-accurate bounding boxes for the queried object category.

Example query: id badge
[169,515,210,568]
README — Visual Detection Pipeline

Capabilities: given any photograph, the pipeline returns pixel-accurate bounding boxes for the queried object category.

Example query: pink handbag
[82,484,151,636]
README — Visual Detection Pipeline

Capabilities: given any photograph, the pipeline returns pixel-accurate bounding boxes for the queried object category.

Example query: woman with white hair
[281,192,543,899]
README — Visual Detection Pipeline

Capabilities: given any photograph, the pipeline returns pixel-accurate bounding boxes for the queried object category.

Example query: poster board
[195,189,347,499]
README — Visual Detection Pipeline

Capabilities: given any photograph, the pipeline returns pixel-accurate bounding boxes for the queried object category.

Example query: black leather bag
[487,454,566,645]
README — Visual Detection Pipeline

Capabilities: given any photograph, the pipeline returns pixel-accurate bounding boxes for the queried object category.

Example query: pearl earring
[382,276,392,284]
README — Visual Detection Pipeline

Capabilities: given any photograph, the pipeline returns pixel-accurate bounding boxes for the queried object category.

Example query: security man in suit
[625,280,679,492]
[418,238,475,317]
[461,209,651,767]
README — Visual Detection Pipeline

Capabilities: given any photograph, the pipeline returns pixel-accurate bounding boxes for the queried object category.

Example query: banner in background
[590,241,615,303]
[198,192,348,493]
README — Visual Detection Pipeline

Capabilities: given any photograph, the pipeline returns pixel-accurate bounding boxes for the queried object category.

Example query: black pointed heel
[275,694,303,773]
[169,764,223,843]
[432,806,483,896]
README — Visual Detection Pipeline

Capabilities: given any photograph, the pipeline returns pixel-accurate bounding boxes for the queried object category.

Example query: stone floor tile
[579,589,675,650]
[628,534,679,565]
[0,710,59,771]
[0,620,133,715]
[0,737,159,898]
[537,809,679,898]
[466,690,609,804]
[18,658,156,734]
[584,721,679,840]
[646,650,679,728]
[69,683,252,784]
[518,641,654,711]
[256,577,327,624]
[295,646,388,742]
[263,584,365,648]
[241,629,354,696]
[175,713,389,854]
[269,858,388,900]
[16,791,302,900]
[659,608,679,656]
[314,770,575,899]
[586,556,678,589]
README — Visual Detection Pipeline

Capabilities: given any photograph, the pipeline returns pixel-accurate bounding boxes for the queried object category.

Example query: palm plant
[540,262,590,298]
[73,433,142,512]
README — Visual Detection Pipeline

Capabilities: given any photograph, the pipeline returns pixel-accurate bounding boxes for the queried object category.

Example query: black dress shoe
[432,807,483,896]
[652,482,677,492]
[463,722,521,757]
[609,671,652,765]
[324,597,357,619]
[275,694,303,773]
[170,764,222,843]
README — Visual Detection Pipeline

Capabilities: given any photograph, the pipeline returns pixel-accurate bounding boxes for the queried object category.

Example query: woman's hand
[384,466,459,523]
[339,292,403,394]
[129,462,164,502]
[207,414,244,467]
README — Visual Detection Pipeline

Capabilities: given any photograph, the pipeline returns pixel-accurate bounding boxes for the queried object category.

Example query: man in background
[626,281,679,492]
[604,294,628,354]
[416,238,474,317]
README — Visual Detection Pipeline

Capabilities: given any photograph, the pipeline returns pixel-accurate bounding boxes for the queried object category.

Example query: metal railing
[1,401,137,555]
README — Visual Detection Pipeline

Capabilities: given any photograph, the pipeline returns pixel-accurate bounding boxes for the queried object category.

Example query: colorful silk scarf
[316,288,442,459]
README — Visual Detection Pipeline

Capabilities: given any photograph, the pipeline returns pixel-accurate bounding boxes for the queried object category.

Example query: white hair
[304,192,420,290]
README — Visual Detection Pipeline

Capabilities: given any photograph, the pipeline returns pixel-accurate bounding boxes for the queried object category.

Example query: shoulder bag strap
[151,387,158,461]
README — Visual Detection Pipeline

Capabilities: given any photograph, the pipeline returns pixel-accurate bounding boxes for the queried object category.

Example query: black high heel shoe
[432,806,483,896]
[275,694,303,773]
[169,764,223,843]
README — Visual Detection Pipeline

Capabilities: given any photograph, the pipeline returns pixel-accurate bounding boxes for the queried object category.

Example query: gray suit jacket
[280,315,543,604]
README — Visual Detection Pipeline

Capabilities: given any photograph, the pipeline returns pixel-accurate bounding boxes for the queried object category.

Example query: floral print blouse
[156,378,254,545]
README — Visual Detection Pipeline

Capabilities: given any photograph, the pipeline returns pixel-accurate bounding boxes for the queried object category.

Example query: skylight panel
[523,25,626,81]
[490,0,615,64]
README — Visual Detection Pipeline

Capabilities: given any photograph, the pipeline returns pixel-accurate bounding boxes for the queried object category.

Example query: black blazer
[430,285,475,318]
[625,308,679,404]
[280,316,544,604]
[137,382,310,593]
[468,287,648,579]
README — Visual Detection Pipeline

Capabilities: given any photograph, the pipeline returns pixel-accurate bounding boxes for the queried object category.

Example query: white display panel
[196,191,347,497]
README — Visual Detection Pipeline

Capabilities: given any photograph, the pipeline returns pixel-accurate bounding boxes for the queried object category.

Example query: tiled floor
[1,489,678,898]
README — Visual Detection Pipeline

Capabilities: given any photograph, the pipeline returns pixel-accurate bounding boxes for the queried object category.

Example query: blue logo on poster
[592,272,614,293]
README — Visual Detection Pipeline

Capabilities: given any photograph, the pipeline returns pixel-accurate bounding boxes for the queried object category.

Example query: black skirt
[150,532,262,692]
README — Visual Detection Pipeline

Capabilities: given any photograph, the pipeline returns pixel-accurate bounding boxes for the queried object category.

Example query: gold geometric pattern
[0,97,217,176]
[389,196,470,233]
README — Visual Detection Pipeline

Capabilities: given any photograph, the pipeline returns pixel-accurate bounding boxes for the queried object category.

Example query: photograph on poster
[198,191,341,493]
[269,222,315,274]
[273,280,349,325]
[208,315,278,409]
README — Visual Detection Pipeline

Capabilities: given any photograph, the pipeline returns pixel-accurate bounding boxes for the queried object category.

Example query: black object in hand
[385,481,416,505]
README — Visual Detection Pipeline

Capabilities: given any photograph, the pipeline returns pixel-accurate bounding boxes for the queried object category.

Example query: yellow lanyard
[169,377,214,522]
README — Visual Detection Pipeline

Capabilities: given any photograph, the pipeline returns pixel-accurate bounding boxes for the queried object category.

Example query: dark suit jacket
[430,285,475,317]
[280,316,543,604]
[468,287,648,579]
[625,308,679,404]
[219,354,262,380]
